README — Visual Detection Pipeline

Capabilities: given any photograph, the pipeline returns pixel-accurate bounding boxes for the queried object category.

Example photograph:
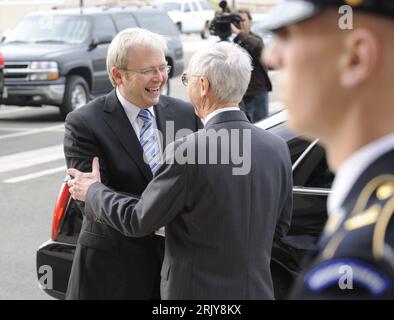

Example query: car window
[293,143,334,189]
[136,12,179,36]
[162,2,182,11]
[184,3,191,12]
[191,1,199,11]
[113,13,138,31]
[93,15,117,37]
[263,120,310,164]
[198,0,212,10]
[287,137,311,165]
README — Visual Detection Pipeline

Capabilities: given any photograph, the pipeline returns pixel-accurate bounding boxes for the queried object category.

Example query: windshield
[4,15,91,44]
[157,3,182,12]
[198,0,212,10]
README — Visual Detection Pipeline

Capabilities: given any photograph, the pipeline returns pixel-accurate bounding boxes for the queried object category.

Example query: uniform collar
[328,133,394,214]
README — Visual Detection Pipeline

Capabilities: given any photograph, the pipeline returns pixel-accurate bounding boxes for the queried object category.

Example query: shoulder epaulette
[370,176,394,269]
[342,175,394,232]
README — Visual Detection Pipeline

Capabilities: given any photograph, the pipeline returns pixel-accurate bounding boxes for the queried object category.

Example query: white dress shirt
[116,88,158,137]
[116,88,165,236]
[202,107,241,126]
[328,133,394,215]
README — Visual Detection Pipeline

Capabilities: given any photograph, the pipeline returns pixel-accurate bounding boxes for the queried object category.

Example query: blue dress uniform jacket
[291,149,394,299]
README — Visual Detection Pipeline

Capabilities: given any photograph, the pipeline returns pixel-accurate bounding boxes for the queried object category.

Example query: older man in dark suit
[64,28,200,300]
[67,41,293,300]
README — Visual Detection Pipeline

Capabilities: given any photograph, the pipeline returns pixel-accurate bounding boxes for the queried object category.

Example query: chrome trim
[4,61,30,67]
[5,68,56,74]
[292,138,319,171]
[293,186,331,196]
[4,61,58,81]
[255,109,288,130]
[40,287,65,300]
[4,84,65,104]
[38,238,75,250]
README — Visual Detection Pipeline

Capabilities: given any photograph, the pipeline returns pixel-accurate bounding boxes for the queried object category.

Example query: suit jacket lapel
[154,97,174,149]
[102,90,152,181]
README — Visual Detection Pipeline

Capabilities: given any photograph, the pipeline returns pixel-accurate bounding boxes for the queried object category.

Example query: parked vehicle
[154,0,214,39]
[36,110,333,299]
[0,6,183,118]
[0,50,4,98]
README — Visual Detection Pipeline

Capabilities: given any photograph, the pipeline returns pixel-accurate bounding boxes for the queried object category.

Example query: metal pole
[80,0,83,14]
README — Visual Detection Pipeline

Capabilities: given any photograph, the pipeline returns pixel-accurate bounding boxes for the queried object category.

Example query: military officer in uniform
[262,0,394,299]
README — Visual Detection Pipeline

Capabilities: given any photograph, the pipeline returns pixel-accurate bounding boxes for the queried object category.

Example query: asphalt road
[0,34,282,300]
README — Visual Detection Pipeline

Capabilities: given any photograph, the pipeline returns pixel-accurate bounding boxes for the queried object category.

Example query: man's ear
[111,67,123,86]
[199,76,210,97]
[339,29,379,88]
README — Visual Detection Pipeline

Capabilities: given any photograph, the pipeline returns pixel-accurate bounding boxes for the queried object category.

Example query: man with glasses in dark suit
[64,28,200,299]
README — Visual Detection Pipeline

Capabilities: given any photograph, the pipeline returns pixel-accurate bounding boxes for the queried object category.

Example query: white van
[154,0,215,38]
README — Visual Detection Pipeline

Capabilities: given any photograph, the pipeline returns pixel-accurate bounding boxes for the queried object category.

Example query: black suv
[36,110,333,299]
[0,6,183,118]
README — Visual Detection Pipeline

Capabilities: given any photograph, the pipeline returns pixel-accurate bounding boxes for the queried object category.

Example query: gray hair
[187,42,252,104]
[106,28,168,86]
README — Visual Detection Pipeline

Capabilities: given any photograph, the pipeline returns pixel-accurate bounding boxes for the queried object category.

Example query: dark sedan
[36,109,333,299]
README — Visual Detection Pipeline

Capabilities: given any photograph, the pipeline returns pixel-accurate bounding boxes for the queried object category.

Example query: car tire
[60,75,89,118]
[176,22,182,32]
[161,80,170,96]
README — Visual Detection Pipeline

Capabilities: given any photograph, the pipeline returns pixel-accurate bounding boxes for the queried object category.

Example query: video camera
[209,0,241,41]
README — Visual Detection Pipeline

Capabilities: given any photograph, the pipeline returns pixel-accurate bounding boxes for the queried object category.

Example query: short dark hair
[237,8,252,21]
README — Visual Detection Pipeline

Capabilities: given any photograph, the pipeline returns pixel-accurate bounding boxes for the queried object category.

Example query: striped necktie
[138,109,161,175]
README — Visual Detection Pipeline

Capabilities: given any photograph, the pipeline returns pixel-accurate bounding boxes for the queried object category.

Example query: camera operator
[232,9,272,123]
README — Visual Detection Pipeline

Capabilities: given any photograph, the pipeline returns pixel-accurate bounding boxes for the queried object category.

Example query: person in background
[232,8,272,123]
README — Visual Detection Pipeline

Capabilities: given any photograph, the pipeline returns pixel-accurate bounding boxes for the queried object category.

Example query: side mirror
[88,34,113,50]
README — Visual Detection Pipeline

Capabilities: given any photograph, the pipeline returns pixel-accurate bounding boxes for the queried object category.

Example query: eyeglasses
[181,72,204,86]
[121,65,171,77]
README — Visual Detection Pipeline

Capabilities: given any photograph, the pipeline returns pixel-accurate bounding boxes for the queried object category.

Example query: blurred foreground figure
[263,0,394,299]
